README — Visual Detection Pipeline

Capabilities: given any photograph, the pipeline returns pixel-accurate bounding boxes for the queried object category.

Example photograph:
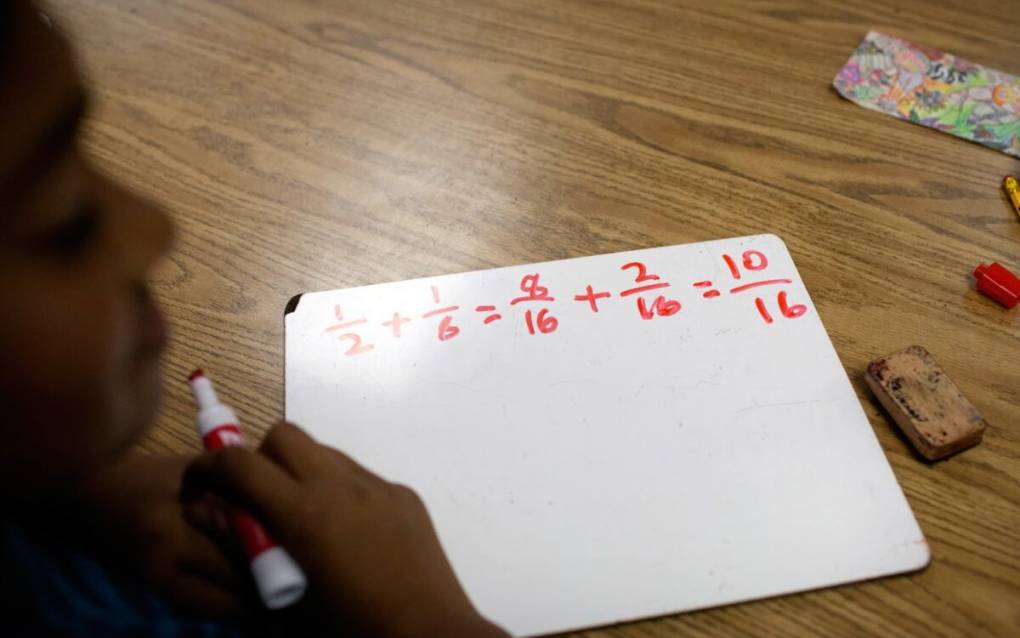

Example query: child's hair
[0,3,11,66]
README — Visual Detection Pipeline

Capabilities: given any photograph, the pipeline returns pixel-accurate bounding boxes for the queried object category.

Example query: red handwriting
[524,308,558,334]
[755,291,807,325]
[723,254,741,279]
[382,312,410,337]
[621,261,660,282]
[574,285,612,312]
[323,249,809,355]
[422,305,459,318]
[620,261,671,296]
[510,274,554,305]
[693,280,721,298]
[723,250,769,280]
[778,291,807,318]
[423,286,461,341]
[437,316,459,340]
[475,305,502,324]
[325,305,375,356]
[719,251,808,325]
[743,250,768,271]
[637,296,682,319]
[621,261,681,319]
[340,333,374,355]
[325,305,366,331]
[729,278,793,294]
[621,282,670,297]
[511,275,558,335]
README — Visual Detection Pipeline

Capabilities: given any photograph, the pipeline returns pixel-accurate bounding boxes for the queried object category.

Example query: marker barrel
[189,371,307,609]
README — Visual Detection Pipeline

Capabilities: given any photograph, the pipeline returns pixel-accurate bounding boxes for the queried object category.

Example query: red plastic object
[973,262,1020,309]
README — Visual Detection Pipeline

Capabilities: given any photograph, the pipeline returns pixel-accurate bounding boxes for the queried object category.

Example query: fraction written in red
[323,250,808,355]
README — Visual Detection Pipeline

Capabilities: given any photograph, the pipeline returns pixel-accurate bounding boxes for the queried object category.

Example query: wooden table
[50,0,1019,635]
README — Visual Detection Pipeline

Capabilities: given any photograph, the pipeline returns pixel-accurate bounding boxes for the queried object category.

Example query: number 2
[621,261,661,282]
[338,333,374,356]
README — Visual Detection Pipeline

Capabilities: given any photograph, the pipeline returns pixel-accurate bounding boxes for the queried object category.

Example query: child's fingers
[257,421,352,480]
[256,422,327,479]
[179,529,245,591]
[324,445,378,481]
[259,421,377,482]
[182,495,232,537]
[166,572,246,620]
[181,448,300,525]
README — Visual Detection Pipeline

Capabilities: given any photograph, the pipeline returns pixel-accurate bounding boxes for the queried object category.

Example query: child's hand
[76,453,250,619]
[182,422,510,638]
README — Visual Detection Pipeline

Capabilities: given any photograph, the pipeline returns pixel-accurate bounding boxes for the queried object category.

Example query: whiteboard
[284,234,928,637]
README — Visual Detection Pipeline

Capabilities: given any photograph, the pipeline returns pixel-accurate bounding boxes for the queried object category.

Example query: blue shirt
[2,522,240,637]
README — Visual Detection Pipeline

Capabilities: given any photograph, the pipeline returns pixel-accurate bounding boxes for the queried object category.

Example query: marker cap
[189,371,241,438]
[973,262,1020,309]
[250,546,308,609]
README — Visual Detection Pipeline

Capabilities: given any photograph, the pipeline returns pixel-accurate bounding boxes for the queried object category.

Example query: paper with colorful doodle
[833,31,1020,158]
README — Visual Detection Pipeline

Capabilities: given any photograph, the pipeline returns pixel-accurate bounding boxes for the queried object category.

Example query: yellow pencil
[1005,175,1020,220]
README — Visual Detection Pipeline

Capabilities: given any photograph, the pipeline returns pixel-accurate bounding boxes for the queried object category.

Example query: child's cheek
[0,270,143,489]
[60,273,156,465]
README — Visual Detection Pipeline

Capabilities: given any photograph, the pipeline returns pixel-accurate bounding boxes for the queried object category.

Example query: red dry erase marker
[188,369,307,609]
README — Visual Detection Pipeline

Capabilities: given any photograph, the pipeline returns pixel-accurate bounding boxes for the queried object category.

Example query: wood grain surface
[45,0,1020,635]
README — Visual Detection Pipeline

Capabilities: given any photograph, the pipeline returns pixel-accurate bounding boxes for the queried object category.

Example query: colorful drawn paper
[833,31,1020,158]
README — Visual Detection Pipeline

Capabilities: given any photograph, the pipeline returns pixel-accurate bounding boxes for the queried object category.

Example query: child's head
[0,0,175,499]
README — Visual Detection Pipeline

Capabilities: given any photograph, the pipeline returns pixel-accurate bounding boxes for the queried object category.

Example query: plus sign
[573,285,612,313]
[382,312,411,337]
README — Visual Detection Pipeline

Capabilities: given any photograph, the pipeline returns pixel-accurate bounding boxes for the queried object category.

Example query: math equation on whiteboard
[324,250,807,357]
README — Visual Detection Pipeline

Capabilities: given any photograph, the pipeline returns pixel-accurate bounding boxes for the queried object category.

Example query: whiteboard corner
[911,538,933,571]
[760,232,788,250]
[284,292,304,317]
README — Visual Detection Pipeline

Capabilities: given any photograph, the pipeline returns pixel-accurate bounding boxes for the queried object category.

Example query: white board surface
[284,234,928,637]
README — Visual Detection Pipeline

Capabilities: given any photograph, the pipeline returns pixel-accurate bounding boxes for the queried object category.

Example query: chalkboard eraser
[865,346,986,461]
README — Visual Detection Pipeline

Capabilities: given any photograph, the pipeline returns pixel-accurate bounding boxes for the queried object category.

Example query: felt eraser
[865,345,986,461]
